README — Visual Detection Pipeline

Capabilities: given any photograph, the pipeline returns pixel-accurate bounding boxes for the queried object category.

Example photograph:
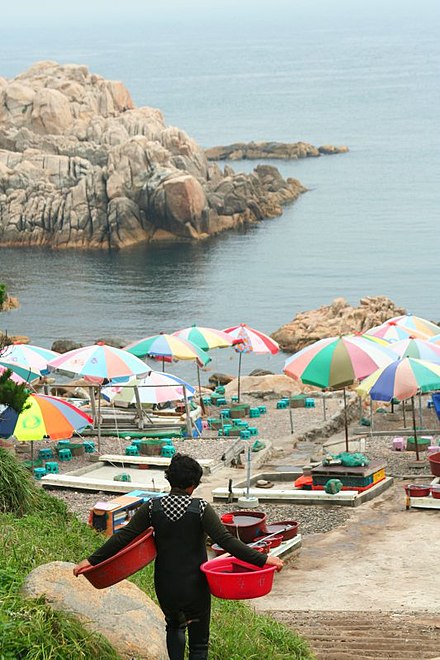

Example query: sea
[0,0,439,382]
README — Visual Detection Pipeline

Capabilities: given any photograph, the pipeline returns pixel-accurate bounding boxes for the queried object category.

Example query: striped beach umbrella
[284,335,397,450]
[102,370,195,406]
[173,325,234,351]
[387,338,440,364]
[365,321,428,342]
[0,364,26,384]
[357,358,440,459]
[222,324,279,402]
[45,342,149,384]
[284,335,396,389]
[0,343,60,382]
[387,314,440,338]
[124,334,211,368]
[0,393,93,463]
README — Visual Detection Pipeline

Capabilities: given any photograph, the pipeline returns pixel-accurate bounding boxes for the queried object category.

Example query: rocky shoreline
[0,61,311,249]
[205,141,348,161]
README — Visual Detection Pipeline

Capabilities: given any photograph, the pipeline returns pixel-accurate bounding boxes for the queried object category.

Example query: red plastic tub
[428,452,440,477]
[405,484,431,497]
[264,521,299,541]
[221,511,267,543]
[200,556,276,600]
[430,485,440,499]
[78,527,156,589]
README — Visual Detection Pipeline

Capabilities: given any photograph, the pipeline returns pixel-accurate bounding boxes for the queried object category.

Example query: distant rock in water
[272,296,406,353]
[205,141,349,161]
[0,61,307,249]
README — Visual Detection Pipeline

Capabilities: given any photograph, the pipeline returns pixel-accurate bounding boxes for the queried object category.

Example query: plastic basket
[78,527,156,589]
[200,557,276,599]
[428,451,440,477]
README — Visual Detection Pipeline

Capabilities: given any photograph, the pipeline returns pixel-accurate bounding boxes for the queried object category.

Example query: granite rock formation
[0,62,306,248]
[205,141,349,161]
[272,296,406,353]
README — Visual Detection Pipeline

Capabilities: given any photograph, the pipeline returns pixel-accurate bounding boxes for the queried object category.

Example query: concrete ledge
[41,473,170,493]
[99,454,215,471]
[212,476,394,507]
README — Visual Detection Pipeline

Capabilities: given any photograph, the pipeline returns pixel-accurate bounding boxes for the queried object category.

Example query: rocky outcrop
[0,62,306,248]
[272,296,407,353]
[205,141,349,161]
[224,374,317,399]
[22,561,167,660]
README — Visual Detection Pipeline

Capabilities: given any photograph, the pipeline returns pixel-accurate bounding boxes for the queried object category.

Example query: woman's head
[165,453,203,489]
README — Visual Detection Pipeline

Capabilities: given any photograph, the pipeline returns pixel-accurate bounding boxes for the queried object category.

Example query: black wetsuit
[88,488,266,660]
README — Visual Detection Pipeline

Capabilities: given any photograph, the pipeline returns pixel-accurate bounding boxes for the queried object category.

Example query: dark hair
[164,453,203,489]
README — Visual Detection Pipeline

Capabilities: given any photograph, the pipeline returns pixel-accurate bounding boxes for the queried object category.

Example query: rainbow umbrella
[45,342,149,384]
[172,325,234,351]
[284,335,397,450]
[387,314,440,338]
[0,393,93,463]
[223,323,279,402]
[365,321,428,342]
[0,343,60,382]
[102,370,195,406]
[387,338,440,363]
[124,334,211,369]
[357,357,440,460]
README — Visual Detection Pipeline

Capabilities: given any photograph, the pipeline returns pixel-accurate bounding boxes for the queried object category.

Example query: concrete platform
[42,462,170,493]
[99,454,216,472]
[212,474,394,507]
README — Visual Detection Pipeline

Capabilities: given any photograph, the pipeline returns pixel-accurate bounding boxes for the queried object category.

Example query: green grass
[0,454,313,659]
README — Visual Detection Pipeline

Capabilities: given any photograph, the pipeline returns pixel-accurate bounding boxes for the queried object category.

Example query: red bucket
[200,556,276,600]
[264,521,299,541]
[405,484,431,497]
[221,510,267,543]
[78,527,156,589]
[428,452,440,477]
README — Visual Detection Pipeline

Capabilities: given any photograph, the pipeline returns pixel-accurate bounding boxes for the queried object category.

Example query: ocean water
[0,0,439,381]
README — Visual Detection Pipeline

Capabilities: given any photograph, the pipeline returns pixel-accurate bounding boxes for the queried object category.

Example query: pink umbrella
[0,364,26,384]
[223,323,279,401]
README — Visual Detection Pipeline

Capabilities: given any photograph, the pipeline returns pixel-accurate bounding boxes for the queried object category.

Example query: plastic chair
[34,467,47,479]
[58,448,72,461]
[44,461,59,473]
[38,448,53,460]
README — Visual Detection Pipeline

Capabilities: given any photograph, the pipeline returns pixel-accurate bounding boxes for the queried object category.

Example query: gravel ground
[12,395,440,533]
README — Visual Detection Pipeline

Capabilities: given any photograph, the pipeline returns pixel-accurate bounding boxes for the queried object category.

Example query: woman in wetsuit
[74,453,283,660]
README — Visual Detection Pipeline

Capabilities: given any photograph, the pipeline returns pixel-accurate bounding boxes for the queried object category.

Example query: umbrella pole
[246,444,251,498]
[402,400,406,428]
[197,364,205,415]
[343,387,349,452]
[411,396,420,461]
[418,391,423,429]
[288,395,294,434]
[134,385,144,430]
[97,386,102,454]
[237,353,242,403]
[322,394,327,421]
[183,386,192,438]
[31,440,34,466]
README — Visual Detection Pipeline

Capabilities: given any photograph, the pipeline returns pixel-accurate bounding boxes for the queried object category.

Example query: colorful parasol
[0,393,93,463]
[387,338,440,364]
[45,342,149,384]
[0,343,60,382]
[0,365,26,384]
[102,370,195,406]
[356,357,440,459]
[386,314,440,338]
[124,334,211,368]
[365,321,428,342]
[172,325,234,351]
[284,335,397,450]
[222,324,279,402]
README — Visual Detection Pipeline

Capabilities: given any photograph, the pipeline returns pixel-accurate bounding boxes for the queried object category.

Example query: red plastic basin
[265,520,299,541]
[78,527,156,589]
[428,452,440,477]
[405,484,431,497]
[221,510,267,543]
[200,556,276,600]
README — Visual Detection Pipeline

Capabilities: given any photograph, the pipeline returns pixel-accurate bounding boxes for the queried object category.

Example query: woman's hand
[73,559,92,577]
[265,555,284,572]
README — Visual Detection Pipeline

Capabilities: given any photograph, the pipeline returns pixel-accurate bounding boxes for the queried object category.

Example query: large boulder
[224,374,317,399]
[22,561,167,660]
[0,61,306,248]
[272,296,407,353]
[205,141,349,160]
